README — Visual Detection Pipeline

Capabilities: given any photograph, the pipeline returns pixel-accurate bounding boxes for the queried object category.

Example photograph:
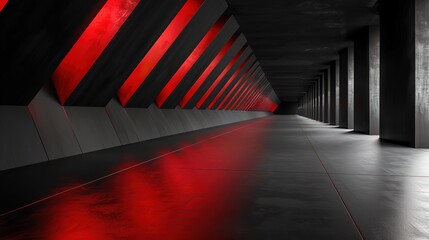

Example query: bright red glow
[195,47,246,109]
[253,96,278,112]
[179,35,238,108]
[0,0,8,12]
[52,0,140,105]
[3,120,271,239]
[118,0,203,106]
[209,56,252,109]
[216,63,256,110]
[155,18,227,108]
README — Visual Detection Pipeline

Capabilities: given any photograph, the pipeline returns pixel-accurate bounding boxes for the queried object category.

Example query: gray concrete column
[339,46,354,129]
[354,25,380,135]
[324,69,330,123]
[320,75,324,122]
[335,59,340,125]
[380,0,429,147]
[329,60,339,125]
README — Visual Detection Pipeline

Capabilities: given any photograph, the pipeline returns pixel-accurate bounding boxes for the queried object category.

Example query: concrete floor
[1,115,429,239]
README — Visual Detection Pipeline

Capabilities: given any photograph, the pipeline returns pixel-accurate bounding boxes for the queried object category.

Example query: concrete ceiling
[226,0,379,102]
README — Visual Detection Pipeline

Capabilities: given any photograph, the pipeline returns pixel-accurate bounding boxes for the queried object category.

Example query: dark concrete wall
[354,27,371,133]
[379,0,415,145]
[0,85,270,171]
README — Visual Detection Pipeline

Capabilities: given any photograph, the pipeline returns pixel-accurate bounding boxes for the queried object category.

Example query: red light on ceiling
[155,17,226,108]
[208,55,251,109]
[0,0,8,12]
[52,0,140,105]
[118,0,203,106]
[179,34,238,108]
[195,47,245,109]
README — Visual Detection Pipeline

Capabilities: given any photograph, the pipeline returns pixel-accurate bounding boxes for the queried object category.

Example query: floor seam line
[299,120,366,240]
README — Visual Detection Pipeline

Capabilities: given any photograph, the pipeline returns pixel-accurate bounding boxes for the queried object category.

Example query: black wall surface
[379,0,415,145]
[274,102,297,115]
[354,27,370,134]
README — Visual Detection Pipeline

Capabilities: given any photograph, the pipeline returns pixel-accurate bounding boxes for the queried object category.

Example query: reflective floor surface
[1,115,429,239]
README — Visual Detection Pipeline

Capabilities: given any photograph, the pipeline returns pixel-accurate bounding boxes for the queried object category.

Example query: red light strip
[179,34,238,108]
[249,89,265,110]
[229,80,253,110]
[208,55,251,109]
[118,0,203,106]
[223,69,257,110]
[0,0,8,12]
[155,18,226,108]
[248,88,265,110]
[247,84,267,110]
[195,47,246,108]
[243,87,259,110]
[235,83,256,110]
[229,71,262,110]
[216,63,256,110]
[52,0,140,105]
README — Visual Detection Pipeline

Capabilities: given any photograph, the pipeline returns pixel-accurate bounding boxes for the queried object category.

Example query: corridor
[1,115,428,239]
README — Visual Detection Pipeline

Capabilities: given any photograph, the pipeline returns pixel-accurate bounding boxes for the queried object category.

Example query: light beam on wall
[118,0,203,106]
[52,0,140,105]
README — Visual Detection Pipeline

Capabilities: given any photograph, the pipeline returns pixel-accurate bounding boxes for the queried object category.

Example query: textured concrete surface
[1,115,428,239]
[415,0,429,148]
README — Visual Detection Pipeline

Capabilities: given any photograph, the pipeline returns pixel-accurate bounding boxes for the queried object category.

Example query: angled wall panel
[105,98,139,145]
[64,107,121,153]
[28,83,82,160]
[0,106,48,171]
[126,108,162,141]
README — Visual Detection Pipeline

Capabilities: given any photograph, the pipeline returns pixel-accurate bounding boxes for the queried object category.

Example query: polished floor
[1,115,429,239]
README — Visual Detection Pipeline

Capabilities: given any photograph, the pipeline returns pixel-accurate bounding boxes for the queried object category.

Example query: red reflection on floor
[195,47,246,109]
[179,34,238,108]
[0,0,8,12]
[118,0,203,106]
[52,0,140,105]
[8,120,268,239]
[155,18,227,108]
